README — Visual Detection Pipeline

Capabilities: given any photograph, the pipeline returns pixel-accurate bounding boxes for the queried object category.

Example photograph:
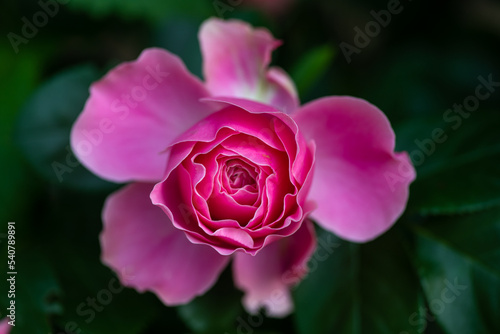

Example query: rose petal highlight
[199,18,299,113]
[71,48,214,183]
[293,96,416,242]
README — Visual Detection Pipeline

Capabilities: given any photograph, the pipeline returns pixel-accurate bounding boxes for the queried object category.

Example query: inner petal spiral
[224,159,258,193]
[228,165,255,188]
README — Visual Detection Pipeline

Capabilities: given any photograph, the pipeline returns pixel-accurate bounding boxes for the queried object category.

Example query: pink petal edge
[71,48,214,183]
[199,18,299,113]
[0,318,11,334]
[293,96,416,242]
[101,182,229,305]
[233,220,316,317]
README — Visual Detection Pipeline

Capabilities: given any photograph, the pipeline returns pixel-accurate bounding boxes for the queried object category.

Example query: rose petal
[266,67,299,113]
[0,318,11,334]
[101,183,229,304]
[212,227,255,249]
[233,220,316,317]
[191,128,237,199]
[71,48,213,183]
[208,190,257,223]
[293,96,416,242]
[228,187,259,206]
[199,19,298,113]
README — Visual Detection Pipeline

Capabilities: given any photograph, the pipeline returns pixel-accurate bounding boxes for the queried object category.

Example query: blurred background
[1,0,499,333]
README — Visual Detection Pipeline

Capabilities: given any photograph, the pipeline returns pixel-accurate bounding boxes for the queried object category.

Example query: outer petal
[199,18,299,113]
[232,220,316,317]
[0,318,11,334]
[293,97,416,242]
[101,183,229,305]
[71,48,213,183]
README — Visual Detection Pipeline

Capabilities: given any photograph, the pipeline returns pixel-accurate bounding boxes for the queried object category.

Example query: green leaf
[15,65,118,192]
[177,268,244,334]
[407,110,500,215]
[413,207,500,334]
[294,227,422,334]
[414,207,500,275]
[290,44,335,98]
[414,207,500,334]
[472,266,500,333]
[416,237,486,334]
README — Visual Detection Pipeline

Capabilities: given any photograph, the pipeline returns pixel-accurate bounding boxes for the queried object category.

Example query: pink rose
[151,97,314,257]
[71,18,415,316]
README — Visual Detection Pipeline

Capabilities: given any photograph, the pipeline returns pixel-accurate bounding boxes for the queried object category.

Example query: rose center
[227,165,256,188]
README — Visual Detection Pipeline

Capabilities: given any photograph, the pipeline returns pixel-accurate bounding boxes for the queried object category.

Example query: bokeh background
[1,0,499,333]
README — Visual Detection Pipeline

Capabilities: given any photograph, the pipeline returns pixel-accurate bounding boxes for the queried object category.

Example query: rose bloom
[71,18,415,316]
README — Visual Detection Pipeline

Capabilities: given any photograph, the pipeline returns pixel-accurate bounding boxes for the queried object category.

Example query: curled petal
[293,96,416,242]
[233,220,316,317]
[101,183,229,304]
[199,18,299,113]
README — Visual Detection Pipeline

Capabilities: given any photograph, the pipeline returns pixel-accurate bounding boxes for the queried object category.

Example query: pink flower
[71,18,415,316]
[0,318,11,334]
[151,97,314,257]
